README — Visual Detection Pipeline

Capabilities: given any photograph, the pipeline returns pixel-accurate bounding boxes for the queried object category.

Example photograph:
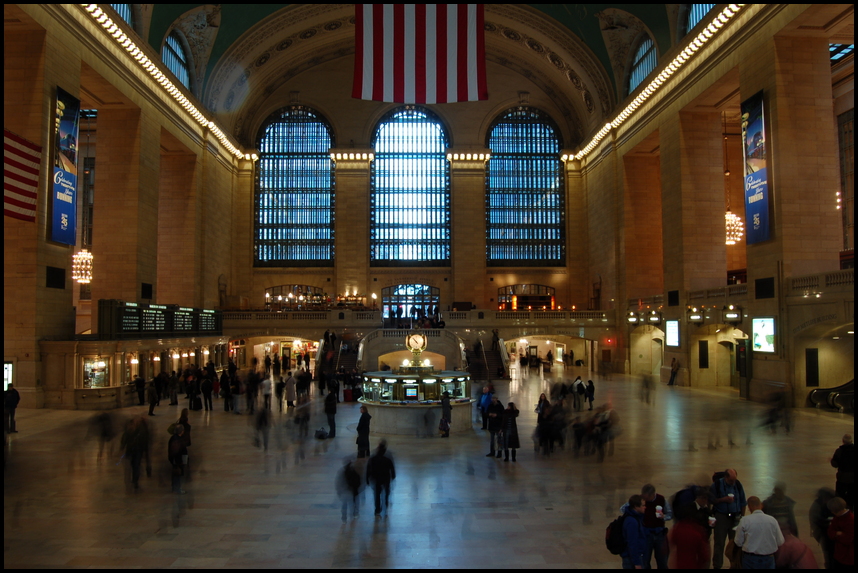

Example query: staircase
[465,346,506,381]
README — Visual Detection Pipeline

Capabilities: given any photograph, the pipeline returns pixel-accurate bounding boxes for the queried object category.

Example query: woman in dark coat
[440,391,451,437]
[502,402,521,462]
[356,405,372,458]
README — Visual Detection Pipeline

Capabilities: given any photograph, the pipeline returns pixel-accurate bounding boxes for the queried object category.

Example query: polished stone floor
[4,366,852,569]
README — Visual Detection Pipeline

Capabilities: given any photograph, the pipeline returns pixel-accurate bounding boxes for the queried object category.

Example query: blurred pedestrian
[356,405,371,458]
[773,524,818,569]
[325,389,337,438]
[121,415,150,490]
[255,408,271,451]
[168,424,188,494]
[89,411,117,461]
[501,402,520,462]
[762,482,798,536]
[133,375,145,405]
[668,492,710,569]
[485,394,504,458]
[275,376,285,412]
[295,395,310,439]
[366,441,395,517]
[201,376,213,411]
[831,434,854,510]
[261,375,272,411]
[285,372,297,408]
[809,487,837,569]
[337,457,362,522]
[827,496,854,569]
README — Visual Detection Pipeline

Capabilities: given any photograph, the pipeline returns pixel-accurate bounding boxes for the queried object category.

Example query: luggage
[343,388,353,402]
[315,427,328,440]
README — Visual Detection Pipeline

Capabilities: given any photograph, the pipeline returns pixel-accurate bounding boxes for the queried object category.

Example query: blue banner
[740,91,770,244]
[50,86,80,245]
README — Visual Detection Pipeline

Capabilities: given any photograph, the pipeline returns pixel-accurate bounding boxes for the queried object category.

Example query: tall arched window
[161,30,190,89]
[628,35,657,94]
[255,106,335,267]
[110,4,134,29]
[486,107,565,266]
[684,4,715,35]
[371,107,450,266]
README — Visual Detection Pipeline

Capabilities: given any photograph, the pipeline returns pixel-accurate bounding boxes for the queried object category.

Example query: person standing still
[831,434,854,510]
[200,376,213,411]
[5,383,21,433]
[356,405,371,458]
[168,424,188,494]
[734,496,784,569]
[502,402,520,462]
[285,372,297,408]
[485,395,505,458]
[146,380,158,416]
[710,469,748,569]
[440,391,451,438]
[586,380,596,411]
[668,358,679,386]
[133,375,145,406]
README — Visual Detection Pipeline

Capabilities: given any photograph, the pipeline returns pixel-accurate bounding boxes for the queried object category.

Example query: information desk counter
[360,371,473,436]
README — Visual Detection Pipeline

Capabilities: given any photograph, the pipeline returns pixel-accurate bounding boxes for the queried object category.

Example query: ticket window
[83,356,110,388]
[440,379,468,398]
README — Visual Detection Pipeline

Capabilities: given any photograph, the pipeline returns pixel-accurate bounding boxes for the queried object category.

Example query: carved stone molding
[172,5,222,97]
[595,8,655,95]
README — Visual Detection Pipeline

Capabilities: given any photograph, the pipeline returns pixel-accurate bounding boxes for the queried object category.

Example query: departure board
[98,300,223,339]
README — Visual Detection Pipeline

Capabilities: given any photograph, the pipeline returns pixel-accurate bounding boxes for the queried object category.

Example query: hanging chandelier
[722,112,744,246]
[725,210,744,245]
[72,248,93,283]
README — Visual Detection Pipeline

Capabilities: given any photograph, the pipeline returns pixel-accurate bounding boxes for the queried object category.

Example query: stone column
[332,151,373,298]
[448,150,490,309]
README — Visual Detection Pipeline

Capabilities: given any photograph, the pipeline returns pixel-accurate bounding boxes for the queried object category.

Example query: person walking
[261,375,273,411]
[366,442,396,517]
[337,457,362,522]
[831,434,854,510]
[5,383,21,433]
[356,405,371,458]
[168,424,188,494]
[734,496,784,569]
[501,402,520,462]
[485,394,505,458]
[325,389,337,438]
[275,376,285,412]
[255,408,271,451]
[146,380,158,416]
[710,468,748,569]
[440,391,451,438]
[762,482,798,536]
[168,371,180,405]
[120,415,150,490]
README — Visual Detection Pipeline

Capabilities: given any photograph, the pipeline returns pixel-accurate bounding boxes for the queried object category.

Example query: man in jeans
[641,483,673,569]
[734,496,784,569]
[710,468,748,569]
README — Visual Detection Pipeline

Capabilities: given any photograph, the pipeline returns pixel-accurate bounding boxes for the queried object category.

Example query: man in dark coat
[133,375,145,405]
[5,383,21,433]
[440,391,451,438]
[502,402,520,461]
[324,390,337,438]
[356,405,371,458]
[831,434,854,509]
[485,395,505,458]
[168,424,188,494]
[366,442,396,516]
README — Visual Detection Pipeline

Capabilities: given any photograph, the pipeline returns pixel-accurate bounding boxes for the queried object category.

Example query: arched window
[371,107,450,267]
[161,30,190,89]
[381,284,440,321]
[497,284,556,310]
[255,107,335,267]
[685,4,715,35]
[110,4,134,29]
[628,35,657,94]
[486,107,565,266]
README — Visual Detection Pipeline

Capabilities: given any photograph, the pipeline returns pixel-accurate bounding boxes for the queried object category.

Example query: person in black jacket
[831,433,854,509]
[168,424,188,494]
[501,402,520,462]
[366,441,395,516]
[324,391,337,438]
[486,395,505,458]
[356,405,371,458]
[200,376,213,411]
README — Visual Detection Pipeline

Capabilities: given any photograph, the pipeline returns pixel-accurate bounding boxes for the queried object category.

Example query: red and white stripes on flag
[353,4,488,104]
[4,129,42,223]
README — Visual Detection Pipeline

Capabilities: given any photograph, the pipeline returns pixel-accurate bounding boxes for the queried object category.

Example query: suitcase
[343,388,353,402]
[192,396,202,411]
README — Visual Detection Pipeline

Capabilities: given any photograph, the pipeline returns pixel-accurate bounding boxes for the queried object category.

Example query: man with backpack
[710,468,747,569]
[607,494,648,568]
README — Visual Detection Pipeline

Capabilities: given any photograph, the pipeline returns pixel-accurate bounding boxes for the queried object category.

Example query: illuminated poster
[51,86,80,245]
[740,91,770,244]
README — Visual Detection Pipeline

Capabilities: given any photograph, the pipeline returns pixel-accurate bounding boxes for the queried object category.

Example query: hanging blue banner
[50,86,80,245]
[740,90,770,244]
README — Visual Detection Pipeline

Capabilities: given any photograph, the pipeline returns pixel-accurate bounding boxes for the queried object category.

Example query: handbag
[315,427,328,440]
[439,418,450,432]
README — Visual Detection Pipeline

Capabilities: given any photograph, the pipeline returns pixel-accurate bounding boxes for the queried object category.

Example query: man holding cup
[640,483,673,569]
[710,468,748,569]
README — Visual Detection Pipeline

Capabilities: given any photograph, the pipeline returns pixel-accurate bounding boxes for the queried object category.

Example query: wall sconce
[687,307,705,325]
[722,304,742,324]
[130,357,139,365]
[627,311,640,324]
[647,311,662,324]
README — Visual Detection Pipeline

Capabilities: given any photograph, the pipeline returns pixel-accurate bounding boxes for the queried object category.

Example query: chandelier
[72,248,93,283]
[723,112,744,246]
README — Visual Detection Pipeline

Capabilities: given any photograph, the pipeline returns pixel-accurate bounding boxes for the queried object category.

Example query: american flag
[353,4,488,104]
[4,129,42,223]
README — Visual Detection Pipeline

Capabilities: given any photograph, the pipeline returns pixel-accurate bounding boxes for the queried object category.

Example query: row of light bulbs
[81,5,245,160]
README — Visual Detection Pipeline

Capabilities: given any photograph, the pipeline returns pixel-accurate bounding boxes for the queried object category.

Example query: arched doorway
[629,324,665,378]
[381,284,440,325]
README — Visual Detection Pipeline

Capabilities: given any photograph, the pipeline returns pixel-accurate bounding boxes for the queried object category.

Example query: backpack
[605,514,628,555]
[577,382,586,395]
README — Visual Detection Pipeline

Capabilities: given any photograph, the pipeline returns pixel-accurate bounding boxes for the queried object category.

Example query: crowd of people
[613,458,854,570]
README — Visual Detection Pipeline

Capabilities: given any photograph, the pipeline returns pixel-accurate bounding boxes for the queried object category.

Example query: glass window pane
[254,107,335,267]
[486,107,565,267]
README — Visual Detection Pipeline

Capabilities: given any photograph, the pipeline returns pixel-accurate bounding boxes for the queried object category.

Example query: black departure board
[98,299,223,339]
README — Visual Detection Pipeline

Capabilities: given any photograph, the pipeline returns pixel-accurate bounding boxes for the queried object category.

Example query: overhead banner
[51,86,80,245]
[740,91,770,244]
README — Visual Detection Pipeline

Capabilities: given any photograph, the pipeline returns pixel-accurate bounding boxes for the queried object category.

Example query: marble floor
[4,367,853,569]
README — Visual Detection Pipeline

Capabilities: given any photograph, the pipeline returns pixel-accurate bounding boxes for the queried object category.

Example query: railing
[789,268,854,295]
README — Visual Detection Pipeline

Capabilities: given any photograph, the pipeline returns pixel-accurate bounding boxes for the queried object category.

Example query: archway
[629,324,665,378]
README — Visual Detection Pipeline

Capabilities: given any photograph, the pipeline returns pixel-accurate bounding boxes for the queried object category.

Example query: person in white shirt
[734,496,784,569]
[260,376,273,410]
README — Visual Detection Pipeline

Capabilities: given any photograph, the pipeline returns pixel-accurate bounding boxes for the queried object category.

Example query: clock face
[407,334,426,350]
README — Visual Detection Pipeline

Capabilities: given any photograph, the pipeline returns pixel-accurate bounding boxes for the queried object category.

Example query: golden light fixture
[723,111,744,245]
[72,248,94,283]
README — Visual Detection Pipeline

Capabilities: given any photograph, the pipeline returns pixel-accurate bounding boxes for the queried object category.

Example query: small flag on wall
[4,129,42,223]
[353,4,488,104]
